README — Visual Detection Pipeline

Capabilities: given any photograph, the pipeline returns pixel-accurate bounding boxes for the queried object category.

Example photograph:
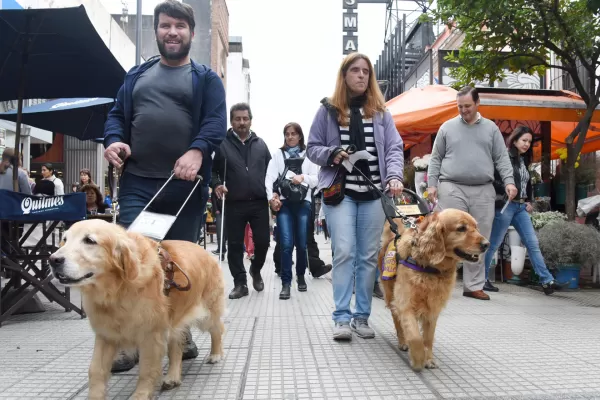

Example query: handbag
[277,150,309,202]
[322,167,346,206]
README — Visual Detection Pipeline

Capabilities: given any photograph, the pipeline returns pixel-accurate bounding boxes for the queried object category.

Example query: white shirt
[46,175,64,195]
[265,149,319,202]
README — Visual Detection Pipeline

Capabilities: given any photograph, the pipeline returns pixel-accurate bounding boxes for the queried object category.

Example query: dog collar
[399,257,441,275]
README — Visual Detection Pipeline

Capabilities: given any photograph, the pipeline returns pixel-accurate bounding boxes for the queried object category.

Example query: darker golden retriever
[49,219,225,400]
[378,209,489,372]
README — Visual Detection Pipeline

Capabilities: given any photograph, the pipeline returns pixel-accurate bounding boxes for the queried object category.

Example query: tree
[432,0,600,219]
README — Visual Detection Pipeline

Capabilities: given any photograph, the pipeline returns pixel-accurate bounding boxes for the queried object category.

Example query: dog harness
[158,246,192,296]
[381,232,441,281]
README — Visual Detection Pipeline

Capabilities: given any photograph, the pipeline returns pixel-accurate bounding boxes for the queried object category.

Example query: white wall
[16,0,137,71]
[226,51,245,125]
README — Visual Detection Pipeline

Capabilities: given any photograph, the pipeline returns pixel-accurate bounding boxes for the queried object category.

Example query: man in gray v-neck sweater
[427,86,517,300]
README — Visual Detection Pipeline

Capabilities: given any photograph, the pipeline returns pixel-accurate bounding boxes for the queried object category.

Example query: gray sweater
[428,116,514,188]
[0,167,32,194]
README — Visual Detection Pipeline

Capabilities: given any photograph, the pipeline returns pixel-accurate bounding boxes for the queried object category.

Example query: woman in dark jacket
[485,126,565,295]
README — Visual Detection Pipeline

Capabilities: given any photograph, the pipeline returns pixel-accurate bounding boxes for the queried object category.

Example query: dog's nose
[49,255,65,268]
[480,240,490,252]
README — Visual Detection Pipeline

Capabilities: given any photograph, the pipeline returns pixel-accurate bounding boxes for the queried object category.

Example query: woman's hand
[292,174,304,185]
[525,202,533,213]
[270,196,282,212]
[387,179,404,197]
[332,151,349,165]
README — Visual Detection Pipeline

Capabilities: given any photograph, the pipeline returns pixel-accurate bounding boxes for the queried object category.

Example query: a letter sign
[343,0,357,9]
[343,35,358,54]
[343,12,358,32]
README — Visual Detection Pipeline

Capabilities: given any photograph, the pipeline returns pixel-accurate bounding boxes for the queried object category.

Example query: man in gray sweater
[427,86,517,300]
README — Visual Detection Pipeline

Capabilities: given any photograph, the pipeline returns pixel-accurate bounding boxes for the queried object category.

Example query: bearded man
[102,0,227,373]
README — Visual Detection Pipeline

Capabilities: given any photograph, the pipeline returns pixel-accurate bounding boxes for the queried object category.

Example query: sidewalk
[1,235,600,399]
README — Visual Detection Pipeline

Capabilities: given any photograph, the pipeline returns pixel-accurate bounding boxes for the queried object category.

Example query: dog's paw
[410,362,424,373]
[424,359,438,369]
[161,379,182,391]
[207,354,222,364]
[398,343,409,351]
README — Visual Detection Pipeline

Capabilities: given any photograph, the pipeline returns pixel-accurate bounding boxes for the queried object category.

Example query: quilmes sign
[343,0,389,55]
[22,196,65,215]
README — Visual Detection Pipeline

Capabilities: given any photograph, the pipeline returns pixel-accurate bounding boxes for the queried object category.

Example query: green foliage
[433,0,600,103]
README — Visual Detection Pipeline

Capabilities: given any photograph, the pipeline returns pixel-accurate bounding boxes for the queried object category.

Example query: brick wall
[211,0,229,88]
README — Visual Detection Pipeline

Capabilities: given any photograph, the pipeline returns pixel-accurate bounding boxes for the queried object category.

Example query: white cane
[219,160,227,268]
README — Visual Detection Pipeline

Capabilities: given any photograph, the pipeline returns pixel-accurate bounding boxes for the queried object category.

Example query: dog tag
[128,211,178,241]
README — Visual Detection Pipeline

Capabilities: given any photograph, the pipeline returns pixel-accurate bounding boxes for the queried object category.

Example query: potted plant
[530,211,567,231]
[537,220,600,289]
[529,163,548,197]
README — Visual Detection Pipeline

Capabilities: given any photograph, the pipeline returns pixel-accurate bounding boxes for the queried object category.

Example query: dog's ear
[415,214,446,265]
[118,236,139,281]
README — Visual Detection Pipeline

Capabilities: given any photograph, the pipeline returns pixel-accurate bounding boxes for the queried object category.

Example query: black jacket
[493,147,532,209]
[211,129,272,202]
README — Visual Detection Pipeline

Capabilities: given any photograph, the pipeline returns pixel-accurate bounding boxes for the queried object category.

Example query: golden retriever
[378,209,489,372]
[49,219,225,400]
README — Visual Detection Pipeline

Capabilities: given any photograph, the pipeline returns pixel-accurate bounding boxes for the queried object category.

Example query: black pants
[274,202,326,273]
[322,218,329,240]
[226,199,270,286]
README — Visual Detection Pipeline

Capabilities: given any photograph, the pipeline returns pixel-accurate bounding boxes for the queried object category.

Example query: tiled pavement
[1,236,600,399]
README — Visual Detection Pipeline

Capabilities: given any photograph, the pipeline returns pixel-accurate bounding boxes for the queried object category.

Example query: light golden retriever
[49,219,225,400]
[378,209,489,372]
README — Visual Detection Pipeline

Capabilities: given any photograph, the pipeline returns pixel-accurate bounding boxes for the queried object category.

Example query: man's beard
[157,38,192,62]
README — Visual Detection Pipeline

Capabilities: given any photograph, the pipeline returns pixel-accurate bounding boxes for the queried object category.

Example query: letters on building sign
[342,1,358,54]
[343,0,357,9]
[343,36,358,54]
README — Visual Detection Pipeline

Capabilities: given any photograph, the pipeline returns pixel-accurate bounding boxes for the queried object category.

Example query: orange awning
[387,85,600,157]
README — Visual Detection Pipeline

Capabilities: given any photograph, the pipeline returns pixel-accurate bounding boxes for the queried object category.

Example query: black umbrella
[0,97,114,141]
[0,5,126,189]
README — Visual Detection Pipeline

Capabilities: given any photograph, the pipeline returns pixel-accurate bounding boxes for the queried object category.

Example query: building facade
[226,36,251,125]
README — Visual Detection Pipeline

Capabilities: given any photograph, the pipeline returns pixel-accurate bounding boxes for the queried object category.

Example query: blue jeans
[323,196,385,323]
[484,202,554,285]
[118,171,209,242]
[277,200,311,285]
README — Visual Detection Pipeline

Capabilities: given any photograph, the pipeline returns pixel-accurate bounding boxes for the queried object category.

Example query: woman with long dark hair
[266,122,319,300]
[485,126,566,295]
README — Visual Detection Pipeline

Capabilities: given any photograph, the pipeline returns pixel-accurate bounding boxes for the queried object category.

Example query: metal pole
[219,160,227,269]
[135,0,143,65]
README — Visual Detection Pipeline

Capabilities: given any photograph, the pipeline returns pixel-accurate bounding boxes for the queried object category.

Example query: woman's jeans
[323,196,385,323]
[484,202,554,285]
[277,200,311,285]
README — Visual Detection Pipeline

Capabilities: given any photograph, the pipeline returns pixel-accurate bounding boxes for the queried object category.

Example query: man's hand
[525,202,533,213]
[104,142,131,168]
[214,185,228,199]
[174,149,203,181]
[427,187,438,202]
[332,151,349,165]
[386,179,404,197]
[292,174,304,185]
[505,184,518,200]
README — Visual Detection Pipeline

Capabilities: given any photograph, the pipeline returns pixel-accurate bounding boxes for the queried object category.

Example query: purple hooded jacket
[306,100,404,192]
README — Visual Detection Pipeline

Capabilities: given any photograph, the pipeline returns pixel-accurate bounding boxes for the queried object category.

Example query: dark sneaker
[350,318,375,339]
[483,280,499,292]
[333,322,352,341]
[182,327,198,360]
[311,263,332,278]
[373,281,384,299]
[249,266,264,292]
[297,275,307,292]
[228,285,249,299]
[279,284,291,300]
[111,350,138,373]
[542,280,569,295]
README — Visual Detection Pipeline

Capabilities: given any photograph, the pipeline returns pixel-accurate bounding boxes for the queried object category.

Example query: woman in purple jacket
[307,52,404,341]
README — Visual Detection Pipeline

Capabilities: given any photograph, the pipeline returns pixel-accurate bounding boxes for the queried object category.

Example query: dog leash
[340,145,431,235]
